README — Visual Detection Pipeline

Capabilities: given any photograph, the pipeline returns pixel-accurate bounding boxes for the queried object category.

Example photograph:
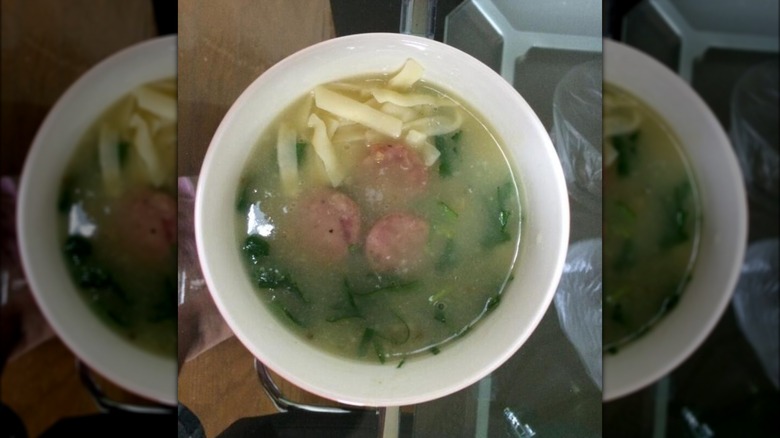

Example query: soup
[236,60,521,364]
[603,83,701,353]
[58,78,176,357]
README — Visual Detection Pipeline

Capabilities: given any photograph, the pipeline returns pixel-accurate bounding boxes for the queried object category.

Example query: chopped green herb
[612,201,637,238]
[57,186,74,213]
[353,276,418,296]
[283,308,303,327]
[433,301,447,324]
[240,232,305,301]
[497,182,513,233]
[615,201,636,221]
[396,358,406,369]
[610,302,625,324]
[327,280,363,322]
[435,238,456,272]
[660,181,693,248]
[374,340,386,364]
[612,238,636,272]
[242,235,270,264]
[236,187,251,213]
[434,130,461,177]
[481,182,515,248]
[613,131,639,177]
[343,280,359,309]
[272,301,305,327]
[296,139,308,166]
[661,294,679,313]
[251,265,305,301]
[76,265,112,289]
[64,235,92,265]
[484,295,501,313]
[117,140,131,167]
[358,328,376,358]
[605,287,628,307]
[325,314,362,323]
[437,201,459,219]
[325,314,363,323]
[498,210,510,232]
[429,346,441,355]
[428,288,451,304]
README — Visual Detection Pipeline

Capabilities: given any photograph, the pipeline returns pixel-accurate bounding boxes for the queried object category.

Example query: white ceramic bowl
[196,33,569,406]
[17,36,177,405]
[603,39,748,401]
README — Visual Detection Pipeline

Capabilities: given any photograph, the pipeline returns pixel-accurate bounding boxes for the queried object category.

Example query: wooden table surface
[177,0,337,176]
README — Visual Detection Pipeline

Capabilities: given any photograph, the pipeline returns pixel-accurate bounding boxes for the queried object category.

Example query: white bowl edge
[195,33,570,406]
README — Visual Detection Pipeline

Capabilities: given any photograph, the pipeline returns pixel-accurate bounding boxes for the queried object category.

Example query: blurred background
[1,1,175,436]
[603,0,779,437]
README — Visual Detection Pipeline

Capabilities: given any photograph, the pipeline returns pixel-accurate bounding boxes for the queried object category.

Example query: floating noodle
[308,113,345,187]
[277,122,299,196]
[129,113,165,187]
[313,86,403,138]
[387,58,424,89]
[404,109,463,137]
[98,124,122,196]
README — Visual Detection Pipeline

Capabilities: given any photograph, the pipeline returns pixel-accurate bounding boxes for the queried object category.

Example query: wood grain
[177,0,337,176]
[0,339,95,438]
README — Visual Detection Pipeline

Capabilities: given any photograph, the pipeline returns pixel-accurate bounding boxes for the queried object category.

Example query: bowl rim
[16,35,177,405]
[602,38,748,401]
[195,32,570,406]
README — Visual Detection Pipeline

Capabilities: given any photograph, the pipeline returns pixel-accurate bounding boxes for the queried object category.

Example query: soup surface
[603,83,701,353]
[59,78,176,357]
[236,60,521,364]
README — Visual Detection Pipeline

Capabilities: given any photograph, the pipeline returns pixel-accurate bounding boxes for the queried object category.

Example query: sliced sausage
[365,213,430,276]
[89,188,178,280]
[349,143,429,217]
[289,188,361,263]
[100,187,177,271]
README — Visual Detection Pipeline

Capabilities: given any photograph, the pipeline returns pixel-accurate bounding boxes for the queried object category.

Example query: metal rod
[253,357,361,414]
[400,0,438,39]
[76,360,174,415]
